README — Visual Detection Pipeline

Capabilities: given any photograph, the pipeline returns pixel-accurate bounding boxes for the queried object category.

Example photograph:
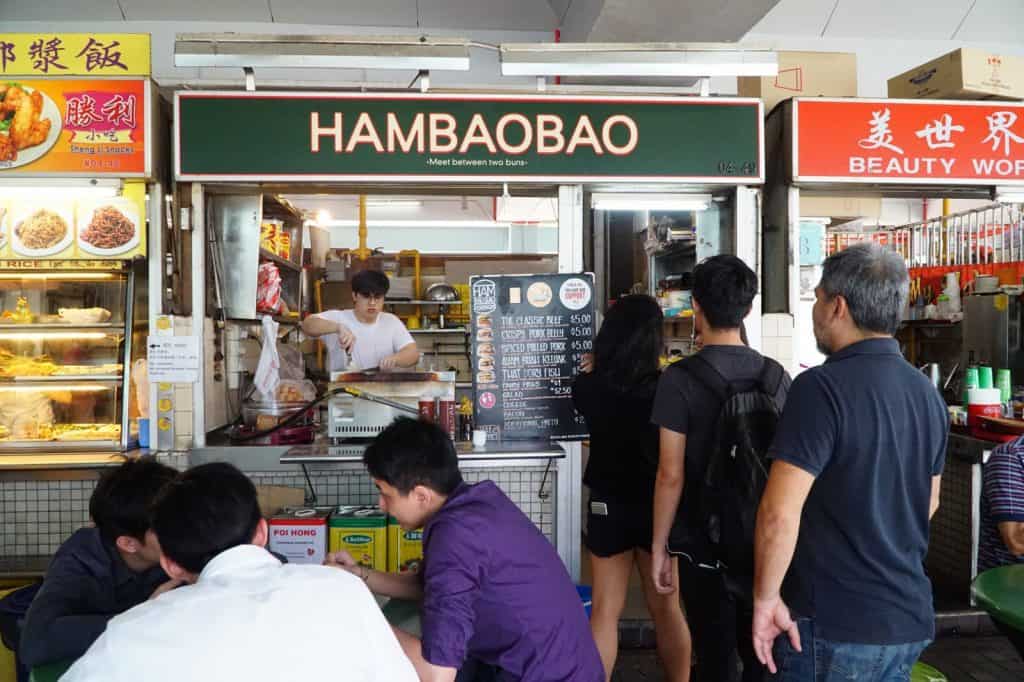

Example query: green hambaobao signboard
[175,92,763,183]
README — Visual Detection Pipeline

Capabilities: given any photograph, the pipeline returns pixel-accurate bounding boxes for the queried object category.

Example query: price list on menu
[470,273,595,441]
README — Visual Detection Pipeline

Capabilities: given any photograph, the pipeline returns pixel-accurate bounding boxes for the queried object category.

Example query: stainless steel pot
[424,283,460,302]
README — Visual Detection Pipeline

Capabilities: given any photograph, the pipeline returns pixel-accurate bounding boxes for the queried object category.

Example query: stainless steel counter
[280,440,566,464]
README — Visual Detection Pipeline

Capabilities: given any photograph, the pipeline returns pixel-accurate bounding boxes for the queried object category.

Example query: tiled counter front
[0,452,555,558]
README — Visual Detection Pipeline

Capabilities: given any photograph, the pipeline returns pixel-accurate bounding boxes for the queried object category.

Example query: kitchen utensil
[241,400,311,429]
[974,274,1000,294]
[424,283,460,302]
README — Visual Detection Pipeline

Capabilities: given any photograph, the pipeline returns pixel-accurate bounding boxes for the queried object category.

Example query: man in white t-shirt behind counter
[302,269,420,372]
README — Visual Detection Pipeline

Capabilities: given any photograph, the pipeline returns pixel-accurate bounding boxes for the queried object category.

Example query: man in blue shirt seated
[326,417,603,682]
[979,434,1024,660]
[20,457,179,667]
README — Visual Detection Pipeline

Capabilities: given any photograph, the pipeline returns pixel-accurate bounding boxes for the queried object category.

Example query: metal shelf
[0,377,121,386]
[410,328,468,334]
[259,249,301,273]
[1,375,122,383]
[228,315,301,326]
[386,299,462,306]
[0,323,123,331]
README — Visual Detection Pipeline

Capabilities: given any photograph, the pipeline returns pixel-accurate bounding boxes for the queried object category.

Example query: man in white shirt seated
[61,462,418,682]
[302,269,420,371]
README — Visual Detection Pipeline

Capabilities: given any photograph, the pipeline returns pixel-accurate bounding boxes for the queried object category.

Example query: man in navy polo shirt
[751,243,947,680]
[327,417,603,682]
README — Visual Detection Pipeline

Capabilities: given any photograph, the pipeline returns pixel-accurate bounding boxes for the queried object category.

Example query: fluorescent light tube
[591,193,711,211]
[501,43,777,78]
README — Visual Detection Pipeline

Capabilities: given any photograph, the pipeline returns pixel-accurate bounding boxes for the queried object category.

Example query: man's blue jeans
[768,619,930,681]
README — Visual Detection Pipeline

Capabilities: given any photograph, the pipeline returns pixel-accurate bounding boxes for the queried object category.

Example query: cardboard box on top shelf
[800,196,882,222]
[738,51,857,115]
[256,485,306,518]
[888,48,1024,101]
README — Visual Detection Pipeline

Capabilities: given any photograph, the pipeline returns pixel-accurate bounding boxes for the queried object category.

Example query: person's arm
[302,312,355,349]
[983,446,1024,557]
[652,427,685,594]
[392,627,458,682]
[418,521,484,676]
[381,319,420,369]
[751,371,837,673]
[19,571,112,667]
[929,475,942,520]
[326,551,423,600]
[382,342,420,370]
[752,460,815,673]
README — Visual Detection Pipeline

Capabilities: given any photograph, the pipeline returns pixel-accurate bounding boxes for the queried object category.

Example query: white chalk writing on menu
[471,273,594,441]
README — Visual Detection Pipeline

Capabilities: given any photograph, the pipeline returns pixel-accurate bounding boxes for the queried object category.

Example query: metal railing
[827,203,1024,268]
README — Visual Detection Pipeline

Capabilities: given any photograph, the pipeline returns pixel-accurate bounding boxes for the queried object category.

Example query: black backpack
[679,354,785,600]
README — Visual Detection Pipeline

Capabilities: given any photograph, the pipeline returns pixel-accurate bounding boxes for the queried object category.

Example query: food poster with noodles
[0,182,146,259]
[0,78,149,176]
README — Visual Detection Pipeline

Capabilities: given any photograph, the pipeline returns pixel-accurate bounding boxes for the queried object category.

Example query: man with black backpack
[652,255,790,682]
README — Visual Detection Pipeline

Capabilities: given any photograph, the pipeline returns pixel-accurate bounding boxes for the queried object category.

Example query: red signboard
[794,98,1024,186]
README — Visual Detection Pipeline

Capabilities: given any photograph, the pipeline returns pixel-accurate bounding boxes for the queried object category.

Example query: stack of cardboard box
[888,48,1024,101]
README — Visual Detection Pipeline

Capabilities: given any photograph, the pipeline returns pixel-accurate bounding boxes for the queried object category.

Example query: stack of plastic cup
[979,366,994,389]
[997,369,1013,405]
[964,367,979,405]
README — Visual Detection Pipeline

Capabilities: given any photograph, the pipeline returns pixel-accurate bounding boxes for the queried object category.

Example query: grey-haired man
[752,243,947,680]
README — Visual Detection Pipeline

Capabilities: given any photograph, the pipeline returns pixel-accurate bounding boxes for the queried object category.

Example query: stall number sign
[794,98,1024,185]
[471,273,595,441]
[147,336,200,383]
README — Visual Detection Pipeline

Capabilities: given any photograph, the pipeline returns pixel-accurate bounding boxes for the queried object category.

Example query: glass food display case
[0,266,140,452]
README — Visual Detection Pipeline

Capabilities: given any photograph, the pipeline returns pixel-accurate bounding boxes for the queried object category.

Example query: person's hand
[337,323,356,351]
[149,578,185,601]
[579,353,594,373]
[379,354,400,370]
[325,550,357,569]
[753,595,801,674]
[651,544,675,594]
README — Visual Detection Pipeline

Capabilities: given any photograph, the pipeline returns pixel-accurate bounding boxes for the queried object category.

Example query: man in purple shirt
[326,418,602,682]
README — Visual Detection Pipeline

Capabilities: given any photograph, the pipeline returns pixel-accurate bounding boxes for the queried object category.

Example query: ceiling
[749,0,1024,44]
[1,0,1022,42]
[0,0,780,39]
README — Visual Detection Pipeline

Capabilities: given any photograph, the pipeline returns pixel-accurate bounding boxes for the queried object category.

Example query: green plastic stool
[911,662,947,682]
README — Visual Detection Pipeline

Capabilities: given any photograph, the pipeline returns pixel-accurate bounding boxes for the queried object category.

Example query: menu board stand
[470,273,595,441]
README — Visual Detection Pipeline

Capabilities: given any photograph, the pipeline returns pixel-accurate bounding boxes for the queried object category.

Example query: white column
[147,183,164,449]
[556,184,584,582]
[736,185,763,352]
[191,184,207,448]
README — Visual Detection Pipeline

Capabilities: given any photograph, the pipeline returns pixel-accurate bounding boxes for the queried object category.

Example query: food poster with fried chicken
[0,181,145,259]
[0,78,148,176]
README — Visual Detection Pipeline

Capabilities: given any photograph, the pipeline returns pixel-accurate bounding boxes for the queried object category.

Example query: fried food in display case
[0,268,136,451]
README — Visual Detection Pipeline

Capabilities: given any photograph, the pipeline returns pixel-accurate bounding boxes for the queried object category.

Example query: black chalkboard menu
[470,273,595,441]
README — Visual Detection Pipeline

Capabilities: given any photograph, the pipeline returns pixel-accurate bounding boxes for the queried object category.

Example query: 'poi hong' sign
[175,91,763,183]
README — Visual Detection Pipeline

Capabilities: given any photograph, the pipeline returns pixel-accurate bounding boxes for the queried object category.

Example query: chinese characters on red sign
[65,91,139,144]
[795,99,1024,185]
